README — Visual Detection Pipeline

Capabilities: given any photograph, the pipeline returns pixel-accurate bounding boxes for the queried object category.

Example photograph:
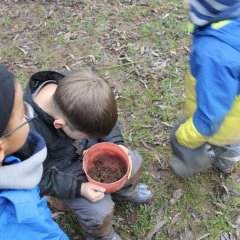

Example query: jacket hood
[26,71,65,96]
[190,1,240,26]
[0,131,47,189]
[24,71,66,125]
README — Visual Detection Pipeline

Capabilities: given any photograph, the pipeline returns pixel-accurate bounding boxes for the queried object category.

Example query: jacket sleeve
[39,167,82,199]
[38,138,87,199]
[176,40,239,149]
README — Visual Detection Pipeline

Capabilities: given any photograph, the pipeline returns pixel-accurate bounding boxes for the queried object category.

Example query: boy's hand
[81,182,106,202]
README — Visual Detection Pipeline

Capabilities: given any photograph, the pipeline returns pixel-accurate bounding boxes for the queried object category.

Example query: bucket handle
[127,153,132,179]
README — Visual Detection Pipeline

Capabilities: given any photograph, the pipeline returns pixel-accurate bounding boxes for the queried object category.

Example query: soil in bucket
[88,156,127,183]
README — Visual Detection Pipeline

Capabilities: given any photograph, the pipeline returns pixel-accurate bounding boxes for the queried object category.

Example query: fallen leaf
[212,202,240,212]
[64,32,78,40]
[64,65,71,71]
[171,212,181,225]
[141,140,153,150]
[196,233,210,240]
[151,49,159,57]
[140,46,145,55]
[9,10,20,19]
[15,46,28,55]
[169,188,183,205]
[235,215,240,225]
[52,211,65,219]
[144,219,167,240]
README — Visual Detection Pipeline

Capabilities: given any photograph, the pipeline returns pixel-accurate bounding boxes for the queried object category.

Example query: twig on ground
[196,233,210,240]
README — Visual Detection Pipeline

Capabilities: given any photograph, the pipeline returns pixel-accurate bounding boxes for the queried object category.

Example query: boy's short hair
[52,69,118,137]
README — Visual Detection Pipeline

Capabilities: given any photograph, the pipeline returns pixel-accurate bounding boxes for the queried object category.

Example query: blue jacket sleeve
[0,188,69,240]
[190,40,239,137]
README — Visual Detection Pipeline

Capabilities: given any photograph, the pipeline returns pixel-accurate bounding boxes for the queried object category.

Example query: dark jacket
[24,71,124,199]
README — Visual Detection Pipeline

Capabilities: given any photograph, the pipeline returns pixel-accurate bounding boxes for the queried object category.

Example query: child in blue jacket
[0,64,68,240]
[170,0,240,177]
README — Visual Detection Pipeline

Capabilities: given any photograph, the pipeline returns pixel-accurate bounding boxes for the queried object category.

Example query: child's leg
[112,150,153,202]
[211,143,240,173]
[169,123,214,178]
[62,194,115,240]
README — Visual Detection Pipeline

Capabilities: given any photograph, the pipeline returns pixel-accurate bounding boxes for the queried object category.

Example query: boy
[170,1,240,178]
[0,64,68,239]
[24,69,153,240]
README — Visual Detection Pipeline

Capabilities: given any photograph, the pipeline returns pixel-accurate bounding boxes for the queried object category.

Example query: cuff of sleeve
[175,118,207,149]
[76,180,82,198]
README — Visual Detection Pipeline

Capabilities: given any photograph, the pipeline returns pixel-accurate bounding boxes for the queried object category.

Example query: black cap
[0,65,15,137]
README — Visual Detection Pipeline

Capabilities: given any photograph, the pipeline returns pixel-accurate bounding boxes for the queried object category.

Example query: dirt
[88,157,127,183]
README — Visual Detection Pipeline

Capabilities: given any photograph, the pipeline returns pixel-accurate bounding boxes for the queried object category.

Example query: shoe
[207,146,234,174]
[213,158,234,174]
[169,144,215,178]
[114,183,153,203]
[112,232,121,240]
[209,145,236,174]
[169,155,196,178]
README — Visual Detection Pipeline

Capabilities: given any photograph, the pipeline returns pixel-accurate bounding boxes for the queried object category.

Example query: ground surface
[1,0,240,239]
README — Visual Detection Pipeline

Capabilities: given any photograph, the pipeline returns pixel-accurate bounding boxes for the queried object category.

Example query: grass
[1,0,239,239]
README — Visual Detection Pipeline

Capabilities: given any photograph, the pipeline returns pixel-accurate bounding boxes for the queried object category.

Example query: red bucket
[83,142,130,193]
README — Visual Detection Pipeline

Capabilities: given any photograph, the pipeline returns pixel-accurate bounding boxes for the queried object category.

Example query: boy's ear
[53,118,66,129]
[0,140,5,164]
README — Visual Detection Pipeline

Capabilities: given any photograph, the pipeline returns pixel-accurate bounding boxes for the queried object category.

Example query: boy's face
[0,84,29,162]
